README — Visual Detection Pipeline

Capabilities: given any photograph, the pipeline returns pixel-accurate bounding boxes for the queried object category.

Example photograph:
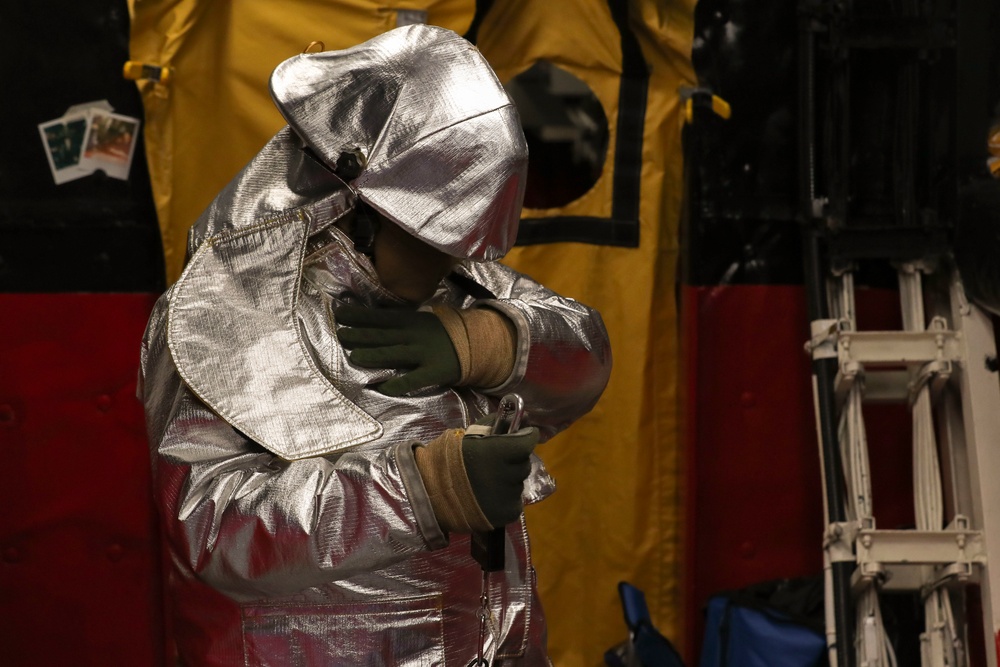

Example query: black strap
[447,270,497,301]
[719,600,733,667]
[517,215,640,247]
[463,0,495,45]
[516,0,648,249]
[607,0,649,224]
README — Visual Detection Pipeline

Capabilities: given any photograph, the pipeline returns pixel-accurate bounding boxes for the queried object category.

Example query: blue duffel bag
[699,577,826,667]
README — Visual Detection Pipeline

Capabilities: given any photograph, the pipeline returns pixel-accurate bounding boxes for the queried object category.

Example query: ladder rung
[856,527,985,567]
[838,330,963,367]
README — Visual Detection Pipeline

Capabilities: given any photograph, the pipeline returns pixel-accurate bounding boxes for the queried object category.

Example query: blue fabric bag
[699,577,826,667]
[606,581,686,667]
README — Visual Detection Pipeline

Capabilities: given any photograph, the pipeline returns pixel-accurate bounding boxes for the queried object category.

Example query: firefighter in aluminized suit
[140,25,611,666]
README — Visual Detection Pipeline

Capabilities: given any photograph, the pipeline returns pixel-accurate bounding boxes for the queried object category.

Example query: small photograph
[38,114,90,184]
[64,99,113,117]
[80,110,140,180]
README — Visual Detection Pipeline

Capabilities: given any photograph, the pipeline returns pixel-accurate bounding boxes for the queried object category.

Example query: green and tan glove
[414,425,539,533]
[335,304,516,396]
[335,305,461,396]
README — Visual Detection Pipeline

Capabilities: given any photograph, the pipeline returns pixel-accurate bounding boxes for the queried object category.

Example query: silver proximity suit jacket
[140,25,612,667]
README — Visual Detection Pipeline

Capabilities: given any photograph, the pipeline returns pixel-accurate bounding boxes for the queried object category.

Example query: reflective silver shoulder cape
[172,25,530,460]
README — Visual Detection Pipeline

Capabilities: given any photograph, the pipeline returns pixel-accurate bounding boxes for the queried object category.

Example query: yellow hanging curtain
[477,1,693,662]
[128,0,477,281]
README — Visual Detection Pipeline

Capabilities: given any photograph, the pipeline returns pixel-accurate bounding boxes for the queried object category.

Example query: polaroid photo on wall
[79,110,141,181]
[38,113,91,184]
[64,99,114,117]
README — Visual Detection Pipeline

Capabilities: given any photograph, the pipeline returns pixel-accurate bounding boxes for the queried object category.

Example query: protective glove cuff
[414,428,493,534]
[432,305,516,389]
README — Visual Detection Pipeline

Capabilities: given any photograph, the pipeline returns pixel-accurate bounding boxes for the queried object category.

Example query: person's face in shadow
[370,212,457,304]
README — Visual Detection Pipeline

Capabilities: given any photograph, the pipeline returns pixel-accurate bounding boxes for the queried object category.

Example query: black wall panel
[0,1,164,293]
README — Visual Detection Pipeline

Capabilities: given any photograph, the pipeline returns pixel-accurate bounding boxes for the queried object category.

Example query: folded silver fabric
[270,24,528,261]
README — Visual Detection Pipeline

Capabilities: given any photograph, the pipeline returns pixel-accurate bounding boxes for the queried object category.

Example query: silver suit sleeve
[460,261,613,441]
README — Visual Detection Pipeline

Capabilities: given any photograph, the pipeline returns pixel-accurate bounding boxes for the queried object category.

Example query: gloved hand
[462,426,538,527]
[414,425,539,532]
[335,304,461,396]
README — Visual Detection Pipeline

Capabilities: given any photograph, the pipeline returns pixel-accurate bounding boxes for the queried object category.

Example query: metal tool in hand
[469,393,524,667]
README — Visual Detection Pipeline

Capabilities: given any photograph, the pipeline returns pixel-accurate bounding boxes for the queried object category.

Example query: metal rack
[799,0,999,663]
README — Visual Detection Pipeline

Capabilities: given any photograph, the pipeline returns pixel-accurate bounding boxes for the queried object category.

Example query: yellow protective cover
[477,2,693,661]
[128,0,693,662]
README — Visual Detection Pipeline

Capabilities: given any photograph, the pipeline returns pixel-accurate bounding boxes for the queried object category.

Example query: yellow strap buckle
[123,61,171,84]
[988,124,1000,157]
[680,87,731,124]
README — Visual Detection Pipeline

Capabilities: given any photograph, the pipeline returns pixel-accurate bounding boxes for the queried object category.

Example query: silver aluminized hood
[169,26,529,460]
[269,24,528,261]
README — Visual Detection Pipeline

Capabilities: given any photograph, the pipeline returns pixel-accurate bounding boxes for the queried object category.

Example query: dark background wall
[0,1,164,292]
[680,0,1000,662]
[0,2,165,664]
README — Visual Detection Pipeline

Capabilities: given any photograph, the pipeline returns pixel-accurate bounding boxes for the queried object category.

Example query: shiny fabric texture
[141,24,612,666]
[130,3,691,661]
[142,229,611,665]
[171,208,382,461]
[270,24,527,261]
